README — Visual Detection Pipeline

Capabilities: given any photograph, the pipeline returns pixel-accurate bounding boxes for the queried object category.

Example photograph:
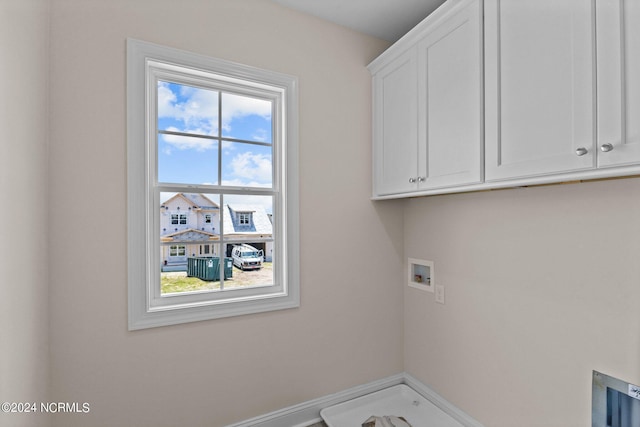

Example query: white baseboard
[226,372,484,427]
[225,374,404,427]
[403,373,484,427]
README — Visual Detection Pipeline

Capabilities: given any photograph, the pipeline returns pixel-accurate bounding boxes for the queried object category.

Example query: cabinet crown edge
[368,0,481,73]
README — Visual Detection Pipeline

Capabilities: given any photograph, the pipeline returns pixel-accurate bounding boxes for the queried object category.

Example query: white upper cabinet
[371,0,640,199]
[484,0,596,181]
[417,0,483,190]
[372,48,419,196]
[370,0,483,197]
[596,0,640,168]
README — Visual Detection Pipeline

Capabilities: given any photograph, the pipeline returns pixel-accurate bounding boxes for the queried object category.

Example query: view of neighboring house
[160,193,273,271]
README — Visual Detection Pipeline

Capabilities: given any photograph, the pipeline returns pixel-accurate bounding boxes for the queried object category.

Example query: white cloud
[222,92,271,126]
[157,83,177,116]
[221,178,270,189]
[157,82,219,136]
[229,152,272,183]
[251,129,269,142]
[157,82,272,152]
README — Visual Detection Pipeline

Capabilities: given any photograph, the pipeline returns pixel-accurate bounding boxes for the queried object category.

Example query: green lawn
[161,274,220,294]
[161,262,273,294]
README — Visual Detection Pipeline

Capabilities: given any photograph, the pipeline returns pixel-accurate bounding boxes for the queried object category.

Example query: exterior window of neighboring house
[170,245,186,257]
[127,39,299,330]
[171,213,187,225]
[238,212,251,226]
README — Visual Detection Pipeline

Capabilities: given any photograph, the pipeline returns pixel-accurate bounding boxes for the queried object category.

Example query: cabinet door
[372,48,418,196]
[597,0,640,168]
[416,0,483,190]
[485,0,596,181]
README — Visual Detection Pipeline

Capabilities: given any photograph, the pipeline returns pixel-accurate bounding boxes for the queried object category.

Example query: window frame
[127,39,299,330]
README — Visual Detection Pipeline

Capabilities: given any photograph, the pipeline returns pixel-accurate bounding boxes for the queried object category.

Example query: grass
[161,274,220,294]
[161,262,273,294]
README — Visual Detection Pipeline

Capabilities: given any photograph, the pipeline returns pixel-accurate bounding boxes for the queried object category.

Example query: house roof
[223,204,272,236]
[162,193,220,210]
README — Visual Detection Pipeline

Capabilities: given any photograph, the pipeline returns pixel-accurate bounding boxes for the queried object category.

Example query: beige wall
[0,1,51,426]
[15,2,633,426]
[403,178,640,426]
[48,1,402,426]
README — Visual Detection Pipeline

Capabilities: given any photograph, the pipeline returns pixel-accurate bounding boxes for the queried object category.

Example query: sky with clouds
[157,81,273,188]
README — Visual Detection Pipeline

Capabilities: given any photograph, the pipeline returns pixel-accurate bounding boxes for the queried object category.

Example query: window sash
[155,76,277,190]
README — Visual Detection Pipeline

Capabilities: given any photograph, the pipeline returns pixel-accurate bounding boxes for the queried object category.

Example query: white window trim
[127,39,299,330]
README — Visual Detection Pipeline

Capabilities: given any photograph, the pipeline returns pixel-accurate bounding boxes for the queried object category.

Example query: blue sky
[157,81,273,188]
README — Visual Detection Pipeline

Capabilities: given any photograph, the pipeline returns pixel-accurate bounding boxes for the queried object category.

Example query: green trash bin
[186,257,198,277]
[186,257,234,281]
[204,257,220,281]
[223,257,233,279]
[186,258,192,277]
[186,257,219,281]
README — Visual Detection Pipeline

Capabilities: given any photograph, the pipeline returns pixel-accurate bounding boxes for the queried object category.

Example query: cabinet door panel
[485,0,596,181]
[373,49,418,195]
[597,0,640,167]
[417,0,482,189]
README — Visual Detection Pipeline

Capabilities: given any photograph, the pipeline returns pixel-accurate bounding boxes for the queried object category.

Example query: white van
[231,244,263,270]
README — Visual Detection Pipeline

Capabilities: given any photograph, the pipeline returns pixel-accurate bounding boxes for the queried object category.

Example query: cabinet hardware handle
[575,147,588,156]
[409,178,417,183]
[600,143,614,152]
[417,177,426,182]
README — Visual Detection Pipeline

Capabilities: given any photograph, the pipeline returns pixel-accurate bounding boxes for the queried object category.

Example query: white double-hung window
[127,39,299,330]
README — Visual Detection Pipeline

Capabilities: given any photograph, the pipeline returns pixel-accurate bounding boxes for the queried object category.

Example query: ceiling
[270,0,448,42]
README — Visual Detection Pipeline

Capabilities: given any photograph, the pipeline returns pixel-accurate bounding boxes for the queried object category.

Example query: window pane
[158,134,218,185]
[221,92,272,143]
[161,192,221,234]
[160,192,222,295]
[160,247,224,294]
[221,142,272,188]
[222,194,274,288]
[226,246,274,289]
[157,81,219,137]
[222,194,272,239]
